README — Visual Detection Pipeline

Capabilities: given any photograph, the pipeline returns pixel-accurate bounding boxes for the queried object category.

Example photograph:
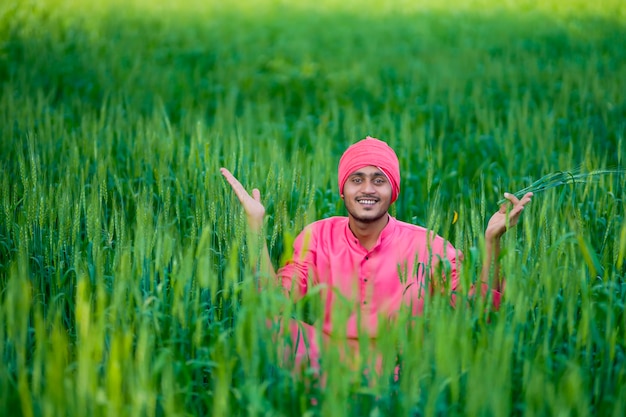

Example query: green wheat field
[1,0,625,415]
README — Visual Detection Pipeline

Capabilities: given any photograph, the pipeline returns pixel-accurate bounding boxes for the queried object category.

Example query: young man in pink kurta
[221,137,532,372]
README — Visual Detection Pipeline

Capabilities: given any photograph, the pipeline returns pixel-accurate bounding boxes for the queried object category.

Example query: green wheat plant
[497,168,626,205]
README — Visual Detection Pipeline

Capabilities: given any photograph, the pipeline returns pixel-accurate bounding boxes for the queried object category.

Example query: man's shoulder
[294,217,347,247]
[296,216,347,234]
[305,216,348,231]
[391,218,454,248]
[392,218,429,234]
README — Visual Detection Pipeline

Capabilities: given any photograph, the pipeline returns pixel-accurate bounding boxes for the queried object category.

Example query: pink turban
[338,136,401,202]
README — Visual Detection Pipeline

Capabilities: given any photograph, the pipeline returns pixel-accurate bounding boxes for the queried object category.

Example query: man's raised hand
[220,168,265,232]
[485,192,533,241]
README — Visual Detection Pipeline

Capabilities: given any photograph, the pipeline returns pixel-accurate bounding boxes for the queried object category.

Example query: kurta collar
[343,214,397,252]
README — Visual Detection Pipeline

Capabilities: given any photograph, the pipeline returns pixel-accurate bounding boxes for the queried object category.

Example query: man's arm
[220,168,276,283]
[220,168,313,300]
[480,191,534,291]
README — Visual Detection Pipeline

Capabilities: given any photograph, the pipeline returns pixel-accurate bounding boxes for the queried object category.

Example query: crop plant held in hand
[498,169,625,205]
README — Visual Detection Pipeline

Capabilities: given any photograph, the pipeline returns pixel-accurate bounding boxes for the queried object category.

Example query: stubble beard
[345,202,389,224]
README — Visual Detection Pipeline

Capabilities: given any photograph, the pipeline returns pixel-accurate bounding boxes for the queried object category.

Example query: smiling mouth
[356,197,378,206]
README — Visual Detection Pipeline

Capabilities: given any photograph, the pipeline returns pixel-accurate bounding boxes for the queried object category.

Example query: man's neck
[348,214,390,251]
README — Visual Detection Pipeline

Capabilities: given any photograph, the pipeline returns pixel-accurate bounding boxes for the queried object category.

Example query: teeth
[358,199,377,205]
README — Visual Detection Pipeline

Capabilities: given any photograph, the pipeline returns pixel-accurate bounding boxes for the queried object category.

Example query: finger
[220,168,251,202]
[503,192,520,205]
[511,197,531,214]
[519,192,533,206]
[498,193,513,213]
[220,168,245,193]
[509,207,524,220]
[509,193,534,220]
[220,167,238,185]
[252,188,261,202]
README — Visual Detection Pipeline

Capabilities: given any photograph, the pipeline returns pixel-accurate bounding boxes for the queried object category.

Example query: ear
[340,194,344,199]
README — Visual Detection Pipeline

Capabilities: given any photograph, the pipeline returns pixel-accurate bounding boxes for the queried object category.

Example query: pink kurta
[275,215,502,369]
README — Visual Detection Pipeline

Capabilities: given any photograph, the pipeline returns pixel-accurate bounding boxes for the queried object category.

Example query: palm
[220,168,265,231]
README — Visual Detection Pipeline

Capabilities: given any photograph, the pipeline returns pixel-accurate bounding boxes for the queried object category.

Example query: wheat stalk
[497,169,624,205]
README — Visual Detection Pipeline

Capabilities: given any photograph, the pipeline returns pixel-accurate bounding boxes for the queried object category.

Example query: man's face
[342,165,393,224]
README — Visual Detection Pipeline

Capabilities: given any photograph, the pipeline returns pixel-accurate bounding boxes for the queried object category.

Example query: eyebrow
[349,171,387,178]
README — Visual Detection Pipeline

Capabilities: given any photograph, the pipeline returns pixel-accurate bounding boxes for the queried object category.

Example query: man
[220,136,533,372]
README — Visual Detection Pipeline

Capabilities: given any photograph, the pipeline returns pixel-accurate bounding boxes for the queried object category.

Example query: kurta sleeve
[276,225,317,301]
[475,280,504,310]
[431,243,503,311]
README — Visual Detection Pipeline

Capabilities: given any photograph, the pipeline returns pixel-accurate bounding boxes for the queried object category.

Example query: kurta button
[365,256,369,260]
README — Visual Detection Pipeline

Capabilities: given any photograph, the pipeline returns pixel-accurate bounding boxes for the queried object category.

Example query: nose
[361,179,376,194]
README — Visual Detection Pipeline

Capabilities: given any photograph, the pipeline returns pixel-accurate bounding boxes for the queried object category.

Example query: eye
[351,177,362,184]
[374,177,386,185]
